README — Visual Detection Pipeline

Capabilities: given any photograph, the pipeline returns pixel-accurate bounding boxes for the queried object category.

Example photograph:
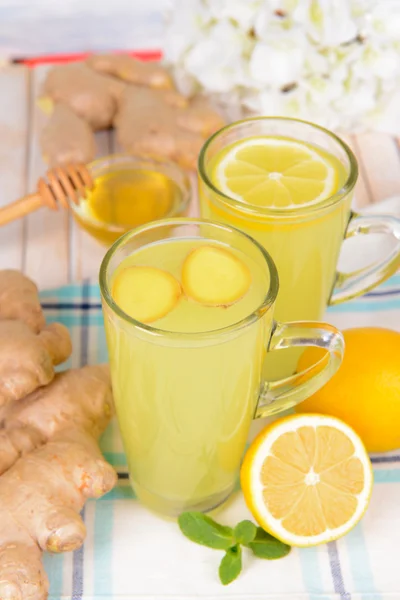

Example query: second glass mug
[100,219,344,516]
[199,117,400,379]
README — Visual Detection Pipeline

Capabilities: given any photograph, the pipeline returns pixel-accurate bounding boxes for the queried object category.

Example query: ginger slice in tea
[112,266,181,323]
[182,245,251,306]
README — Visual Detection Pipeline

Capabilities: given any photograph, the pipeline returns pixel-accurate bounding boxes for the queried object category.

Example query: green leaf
[178,512,234,550]
[247,528,291,560]
[219,546,242,585]
[233,520,257,545]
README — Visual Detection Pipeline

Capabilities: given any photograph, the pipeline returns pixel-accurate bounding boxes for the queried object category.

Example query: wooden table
[1,64,400,290]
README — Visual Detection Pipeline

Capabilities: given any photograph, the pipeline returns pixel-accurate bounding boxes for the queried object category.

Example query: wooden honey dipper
[0,163,93,227]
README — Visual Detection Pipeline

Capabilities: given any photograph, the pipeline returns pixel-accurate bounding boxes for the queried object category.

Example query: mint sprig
[178,511,291,585]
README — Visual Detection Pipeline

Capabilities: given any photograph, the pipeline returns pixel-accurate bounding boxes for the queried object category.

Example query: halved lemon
[213,136,341,208]
[240,414,373,547]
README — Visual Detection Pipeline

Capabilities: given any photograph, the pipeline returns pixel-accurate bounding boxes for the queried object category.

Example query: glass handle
[330,212,400,305]
[255,321,344,418]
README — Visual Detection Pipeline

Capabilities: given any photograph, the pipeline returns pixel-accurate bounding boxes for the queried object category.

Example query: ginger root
[86,53,173,89]
[0,270,45,333]
[0,365,112,474]
[0,270,116,599]
[39,63,126,130]
[115,86,225,169]
[0,428,116,600]
[40,103,96,167]
[0,321,72,408]
[38,55,225,170]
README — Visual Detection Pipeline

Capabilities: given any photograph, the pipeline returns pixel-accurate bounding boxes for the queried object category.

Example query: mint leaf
[178,512,234,550]
[219,546,242,585]
[177,515,290,586]
[233,520,257,545]
[247,528,291,559]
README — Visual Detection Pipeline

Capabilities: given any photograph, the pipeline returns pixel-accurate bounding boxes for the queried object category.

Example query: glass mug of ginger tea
[100,218,344,516]
[199,117,400,379]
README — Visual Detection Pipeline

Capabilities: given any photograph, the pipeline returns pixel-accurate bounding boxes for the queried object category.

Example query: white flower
[182,20,247,93]
[205,0,262,30]
[369,48,400,79]
[163,0,207,63]
[306,0,359,45]
[336,82,377,114]
[249,30,307,87]
[164,0,400,135]
[368,1,400,40]
[366,89,400,134]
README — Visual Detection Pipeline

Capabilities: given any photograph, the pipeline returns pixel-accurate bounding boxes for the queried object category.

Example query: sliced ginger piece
[182,245,251,306]
[112,266,181,324]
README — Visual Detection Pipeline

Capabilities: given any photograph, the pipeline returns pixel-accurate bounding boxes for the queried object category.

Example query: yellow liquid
[73,168,184,245]
[200,136,351,379]
[104,237,272,515]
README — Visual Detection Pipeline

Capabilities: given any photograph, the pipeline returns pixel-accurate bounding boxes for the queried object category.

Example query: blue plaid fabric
[39,275,400,600]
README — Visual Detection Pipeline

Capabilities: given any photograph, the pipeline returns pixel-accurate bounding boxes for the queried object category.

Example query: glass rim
[198,116,359,217]
[99,217,279,339]
[71,153,192,233]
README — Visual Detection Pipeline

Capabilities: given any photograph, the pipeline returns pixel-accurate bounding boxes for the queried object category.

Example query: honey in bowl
[72,155,191,245]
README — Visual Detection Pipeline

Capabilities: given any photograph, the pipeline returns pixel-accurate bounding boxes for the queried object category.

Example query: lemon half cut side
[241,414,373,547]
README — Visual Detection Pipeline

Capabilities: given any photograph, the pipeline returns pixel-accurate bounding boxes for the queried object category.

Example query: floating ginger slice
[182,245,251,306]
[112,266,181,324]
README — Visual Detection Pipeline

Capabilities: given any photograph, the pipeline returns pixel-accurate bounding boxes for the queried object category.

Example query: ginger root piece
[112,267,181,323]
[0,270,45,333]
[0,364,113,474]
[114,86,225,170]
[39,63,126,130]
[0,428,117,600]
[40,103,96,167]
[182,245,251,306]
[0,320,72,408]
[86,53,173,89]
[176,95,227,136]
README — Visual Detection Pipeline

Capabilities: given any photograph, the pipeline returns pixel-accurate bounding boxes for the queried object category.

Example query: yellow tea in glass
[100,219,344,516]
[199,117,400,379]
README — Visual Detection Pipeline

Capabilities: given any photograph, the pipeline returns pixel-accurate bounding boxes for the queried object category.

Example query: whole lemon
[296,327,400,453]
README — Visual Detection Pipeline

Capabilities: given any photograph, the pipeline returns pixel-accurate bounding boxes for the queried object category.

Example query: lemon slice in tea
[213,137,341,209]
[112,266,181,323]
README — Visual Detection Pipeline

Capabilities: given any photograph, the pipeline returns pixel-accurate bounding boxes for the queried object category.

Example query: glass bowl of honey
[71,154,192,245]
